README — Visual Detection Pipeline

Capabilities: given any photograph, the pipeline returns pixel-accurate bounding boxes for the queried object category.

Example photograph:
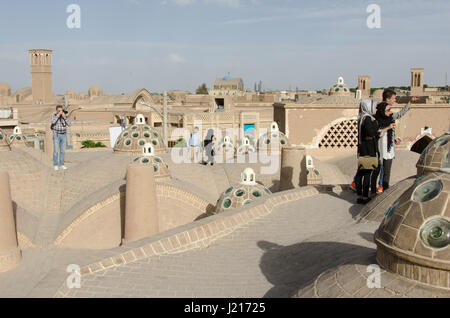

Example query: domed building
[8,126,28,148]
[114,114,166,154]
[213,168,272,214]
[375,170,449,289]
[88,85,103,98]
[294,170,450,298]
[329,77,351,96]
[131,143,170,180]
[0,128,11,150]
[257,122,290,151]
[416,131,450,175]
[0,82,12,96]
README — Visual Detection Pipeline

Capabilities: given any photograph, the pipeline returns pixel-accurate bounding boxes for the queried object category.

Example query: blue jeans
[378,165,384,188]
[53,132,67,166]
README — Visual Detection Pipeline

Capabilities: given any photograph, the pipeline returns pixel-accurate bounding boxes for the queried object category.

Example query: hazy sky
[0,0,449,94]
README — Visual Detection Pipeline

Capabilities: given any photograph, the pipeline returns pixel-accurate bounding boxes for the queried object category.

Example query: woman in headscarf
[355,99,380,204]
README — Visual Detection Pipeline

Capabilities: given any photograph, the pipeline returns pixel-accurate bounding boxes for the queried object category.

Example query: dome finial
[135,114,146,125]
[13,126,22,135]
[240,168,257,185]
[142,143,155,156]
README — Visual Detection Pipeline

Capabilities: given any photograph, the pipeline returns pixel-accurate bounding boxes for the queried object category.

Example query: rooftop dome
[223,73,233,81]
[258,122,290,151]
[417,131,450,175]
[0,128,11,150]
[237,137,256,156]
[213,168,272,214]
[0,82,11,96]
[131,143,170,180]
[329,76,351,96]
[305,155,323,185]
[374,171,450,289]
[215,136,236,161]
[114,114,166,154]
[8,126,28,148]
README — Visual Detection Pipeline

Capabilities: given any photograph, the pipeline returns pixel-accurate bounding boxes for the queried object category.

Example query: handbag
[358,155,379,170]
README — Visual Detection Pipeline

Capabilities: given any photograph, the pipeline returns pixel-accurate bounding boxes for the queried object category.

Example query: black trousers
[356,167,380,198]
[382,159,393,190]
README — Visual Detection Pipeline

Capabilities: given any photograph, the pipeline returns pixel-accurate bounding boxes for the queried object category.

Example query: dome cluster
[114,114,166,154]
[416,131,450,175]
[213,168,272,214]
[375,170,449,288]
[132,143,170,180]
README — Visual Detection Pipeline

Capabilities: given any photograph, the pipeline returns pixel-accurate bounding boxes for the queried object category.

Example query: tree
[196,83,209,95]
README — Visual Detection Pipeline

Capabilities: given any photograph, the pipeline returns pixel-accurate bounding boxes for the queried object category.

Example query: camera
[63,110,68,115]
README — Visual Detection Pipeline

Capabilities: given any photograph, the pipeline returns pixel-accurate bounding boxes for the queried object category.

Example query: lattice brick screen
[318,119,358,149]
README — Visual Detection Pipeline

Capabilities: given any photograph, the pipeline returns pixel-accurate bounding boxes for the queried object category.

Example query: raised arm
[392,104,410,120]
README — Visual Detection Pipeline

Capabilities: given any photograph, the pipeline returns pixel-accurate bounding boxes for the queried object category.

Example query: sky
[0,0,449,94]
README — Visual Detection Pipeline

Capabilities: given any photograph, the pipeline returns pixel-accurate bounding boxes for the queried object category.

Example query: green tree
[196,83,209,95]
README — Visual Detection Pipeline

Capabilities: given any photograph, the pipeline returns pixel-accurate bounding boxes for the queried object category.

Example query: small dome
[329,76,351,96]
[223,74,233,81]
[258,122,290,150]
[305,155,322,185]
[8,126,27,148]
[131,143,170,179]
[374,171,450,289]
[213,168,272,214]
[417,132,450,175]
[0,128,11,150]
[88,85,103,97]
[114,115,166,154]
[0,82,11,96]
[237,137,256,156]
[215,136,235,159]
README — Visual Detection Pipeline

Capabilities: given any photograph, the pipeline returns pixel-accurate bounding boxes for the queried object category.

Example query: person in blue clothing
[187,126,202,163]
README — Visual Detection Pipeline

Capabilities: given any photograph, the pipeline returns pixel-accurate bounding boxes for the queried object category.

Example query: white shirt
[380,131,395,160]
[188,132,202,147]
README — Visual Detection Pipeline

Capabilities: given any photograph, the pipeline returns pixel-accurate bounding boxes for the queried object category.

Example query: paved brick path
[61,192,378,298]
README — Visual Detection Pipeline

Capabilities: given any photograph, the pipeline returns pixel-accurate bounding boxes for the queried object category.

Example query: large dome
[329,76,351,96]
[213,168,272,214]
[374,171,450,289]
[416,131,450,175]
[114,114,166,154]
[131,143,170,180]
[0,128,10,150]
